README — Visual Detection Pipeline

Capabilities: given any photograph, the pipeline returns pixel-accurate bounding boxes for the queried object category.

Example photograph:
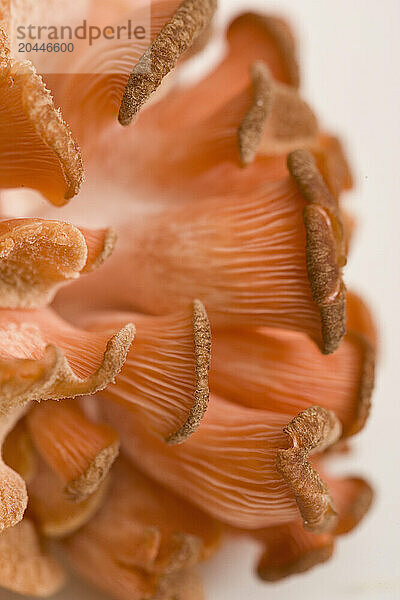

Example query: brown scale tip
[287,149,347,354]
[342,332,376,438]
[24,65,84,201]
[166,300,211,445]
[0,325,135,416]
[26,396,120,506]
[65,440,119,502]
[276,406,342,532]
[28,460,111,538]
[0,31,83,205]
[119,0,217,126]
[228,13,300,88]
[238,61,274,166]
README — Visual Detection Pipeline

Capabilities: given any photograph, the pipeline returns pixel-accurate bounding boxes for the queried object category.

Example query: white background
[1,1,399,599]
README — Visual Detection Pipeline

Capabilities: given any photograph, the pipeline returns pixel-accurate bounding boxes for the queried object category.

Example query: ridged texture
[69,178,330,345]
[65,458,217,600]
[0,29,82,204]
[0,3,376,596]
[104,398,315,529]
[0,308,134,415]
[28,457,110,538]
[27,400,119,501]
[211,324,375,437]
[84,301,211,443]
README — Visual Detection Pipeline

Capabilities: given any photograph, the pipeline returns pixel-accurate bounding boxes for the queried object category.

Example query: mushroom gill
[0,308,134,414]
[83,300,211,444]
[67,457,221,571]
[79,42,348,210]
[66,532,203,600]
[61,151,346,353]
[26,399,119,501]
[255,474,373,581]
[85,57,317,200]
[103,401,341,530]
[143,60,317,180]
[27,455,110,538]
[0,2,377,596]
[65,457,219,600]
[0,30,82,205]
[210,306,375,437]
[38,0,217,154]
